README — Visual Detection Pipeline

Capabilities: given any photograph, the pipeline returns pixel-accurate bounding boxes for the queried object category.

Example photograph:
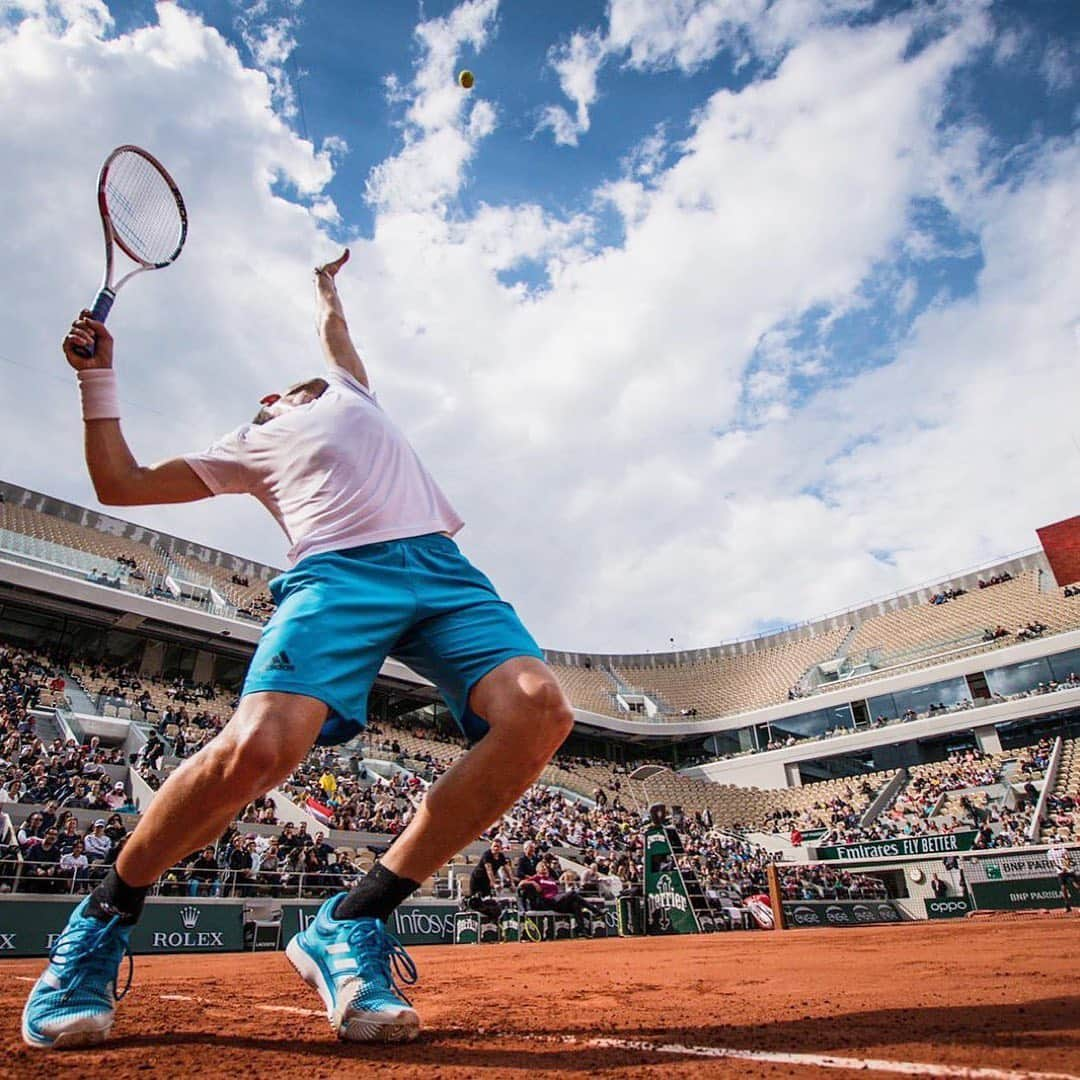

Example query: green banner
[925,897,972,919]
[1,897,626,959]
[281,902,461,947]
[643,825,699,935]
[781,899,910,928]
[0,899,243,958]
[813,831,978,862]
[969,879,1068,911]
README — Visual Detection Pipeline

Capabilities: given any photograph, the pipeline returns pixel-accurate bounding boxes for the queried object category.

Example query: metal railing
[0,856,460,901]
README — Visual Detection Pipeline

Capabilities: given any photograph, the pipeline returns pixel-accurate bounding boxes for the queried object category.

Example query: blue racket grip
[72,289,116,359]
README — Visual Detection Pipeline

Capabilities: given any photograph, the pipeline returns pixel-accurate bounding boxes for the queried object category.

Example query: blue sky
[0,0,1077,651]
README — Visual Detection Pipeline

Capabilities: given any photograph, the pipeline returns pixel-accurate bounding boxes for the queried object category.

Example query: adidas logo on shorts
[266,650,295,672]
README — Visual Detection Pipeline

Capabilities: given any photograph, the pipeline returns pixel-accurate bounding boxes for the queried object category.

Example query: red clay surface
[2,916,1078,1078]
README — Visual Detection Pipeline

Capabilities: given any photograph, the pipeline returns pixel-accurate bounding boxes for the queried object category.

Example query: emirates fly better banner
[811,831,978,862]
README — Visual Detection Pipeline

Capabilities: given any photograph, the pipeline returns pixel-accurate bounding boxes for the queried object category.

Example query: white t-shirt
[184,369,463,565]
[1047,844,1072,872]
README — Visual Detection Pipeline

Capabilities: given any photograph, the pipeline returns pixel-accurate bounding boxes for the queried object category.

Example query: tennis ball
[458,69,475,90]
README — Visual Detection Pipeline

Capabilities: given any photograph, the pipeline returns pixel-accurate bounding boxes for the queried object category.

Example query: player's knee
[516,679,574,756]
[216,717,297,794]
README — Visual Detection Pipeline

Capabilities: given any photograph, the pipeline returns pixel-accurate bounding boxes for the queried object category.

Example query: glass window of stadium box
[984,656,1054,697]
[703,729,750,758]
[770,704,856,741]
[1048,648,1080,682]
[867,675,971,724]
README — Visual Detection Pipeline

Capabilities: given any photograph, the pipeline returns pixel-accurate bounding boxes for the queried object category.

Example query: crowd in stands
[1065,584,1080,599]
[1042,735,1080,842]
[2,807,130,894]
[929,585,966,605]
[1016,620,1049,641]
[159,820,368,899]
[779,864,888,901]
[762,778,880,838]
[977,571,1013,589]
[237,592,275,620]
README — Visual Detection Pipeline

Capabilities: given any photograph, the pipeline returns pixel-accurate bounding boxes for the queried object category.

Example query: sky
[0,0,1077,655]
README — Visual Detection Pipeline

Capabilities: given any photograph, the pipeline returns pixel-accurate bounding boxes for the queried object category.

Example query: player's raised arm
[64,312,212,507]
[314,248,370,389]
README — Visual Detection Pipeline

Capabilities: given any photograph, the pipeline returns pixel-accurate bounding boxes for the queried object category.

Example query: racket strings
[104,150,185,266]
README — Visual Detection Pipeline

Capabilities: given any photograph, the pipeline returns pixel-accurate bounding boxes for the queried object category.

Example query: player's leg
[378,657,572,886]
[22,692,327,1050]
[116,692,327,887]
[289,658,571,1043]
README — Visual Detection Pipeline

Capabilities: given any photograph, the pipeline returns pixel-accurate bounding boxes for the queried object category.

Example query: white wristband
[78,369,121,421]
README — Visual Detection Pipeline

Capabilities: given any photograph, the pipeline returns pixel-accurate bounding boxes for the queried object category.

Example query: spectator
[22,827,62,893]
[186,846,222,898]
[83,819,113,863]
[515,839,541,880]
[469,839,513,900]
[59,840,91,894]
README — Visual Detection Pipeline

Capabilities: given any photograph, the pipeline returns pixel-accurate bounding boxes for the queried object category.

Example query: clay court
[2,915,1077,1079]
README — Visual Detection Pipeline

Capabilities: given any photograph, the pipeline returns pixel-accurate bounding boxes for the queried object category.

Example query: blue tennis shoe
[286,892,419,1042]
[22,897,133,1049]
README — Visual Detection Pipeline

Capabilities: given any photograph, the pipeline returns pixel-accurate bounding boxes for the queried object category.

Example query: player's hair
[252,376,329,425]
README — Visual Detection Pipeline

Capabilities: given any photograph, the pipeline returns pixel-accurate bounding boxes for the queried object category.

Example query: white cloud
[534,29,606,147]
[1,0,1077,660]
[232,0,305,119]
[366,0,498,214]
[536,0,884,147]
[1040,39,1076,95]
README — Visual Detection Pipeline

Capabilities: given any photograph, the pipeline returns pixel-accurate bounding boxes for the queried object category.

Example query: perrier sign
[643,825,700,935]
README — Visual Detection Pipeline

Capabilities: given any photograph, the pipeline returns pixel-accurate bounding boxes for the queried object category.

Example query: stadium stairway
[60,675,98,716]
[30,709,63,745]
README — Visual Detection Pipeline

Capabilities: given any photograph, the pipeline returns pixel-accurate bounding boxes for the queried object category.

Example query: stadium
[3,1,1079,1077]
[1,479,1077,1077]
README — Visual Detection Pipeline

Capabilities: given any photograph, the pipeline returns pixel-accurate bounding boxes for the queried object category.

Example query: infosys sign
[283,902,461,947]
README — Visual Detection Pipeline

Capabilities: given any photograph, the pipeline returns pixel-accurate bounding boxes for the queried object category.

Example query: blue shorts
[241,533,544,746]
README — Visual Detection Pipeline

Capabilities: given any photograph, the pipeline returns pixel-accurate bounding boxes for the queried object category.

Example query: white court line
[159,993,320,1017]
[253,1004,323,1017]
[574,1035,1080,1080]
[151,994,1076,1079]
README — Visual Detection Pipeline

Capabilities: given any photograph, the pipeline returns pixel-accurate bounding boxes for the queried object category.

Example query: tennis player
[23,250,574,1048]
[1046,838,1078,912]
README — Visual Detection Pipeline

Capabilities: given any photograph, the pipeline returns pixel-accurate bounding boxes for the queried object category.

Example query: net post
[766,862,787,931]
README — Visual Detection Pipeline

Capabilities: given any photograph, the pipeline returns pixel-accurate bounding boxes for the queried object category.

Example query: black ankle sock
[333,862,419,923]
[85,867,148,925]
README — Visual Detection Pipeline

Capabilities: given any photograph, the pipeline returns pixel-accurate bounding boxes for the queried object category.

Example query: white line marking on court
[254,1004,323,1017]
[158,993,320,1017]
[14,976,35,983]
[147,994,1075,1080]
[568,1036,1079,1080]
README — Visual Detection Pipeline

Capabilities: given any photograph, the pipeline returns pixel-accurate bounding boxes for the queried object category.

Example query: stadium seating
[612,627,849,719]
[1041,736,1079,842]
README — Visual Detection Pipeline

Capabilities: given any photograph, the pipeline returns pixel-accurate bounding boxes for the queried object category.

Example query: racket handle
[72,289,116,359]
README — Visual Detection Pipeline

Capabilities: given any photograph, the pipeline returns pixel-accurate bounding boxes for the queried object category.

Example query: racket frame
[76,144,188,354]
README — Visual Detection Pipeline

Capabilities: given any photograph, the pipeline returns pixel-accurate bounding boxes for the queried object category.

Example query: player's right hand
[63,311,113,371]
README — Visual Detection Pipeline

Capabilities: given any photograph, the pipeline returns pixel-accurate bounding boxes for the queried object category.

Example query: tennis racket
[73,145,188,359]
